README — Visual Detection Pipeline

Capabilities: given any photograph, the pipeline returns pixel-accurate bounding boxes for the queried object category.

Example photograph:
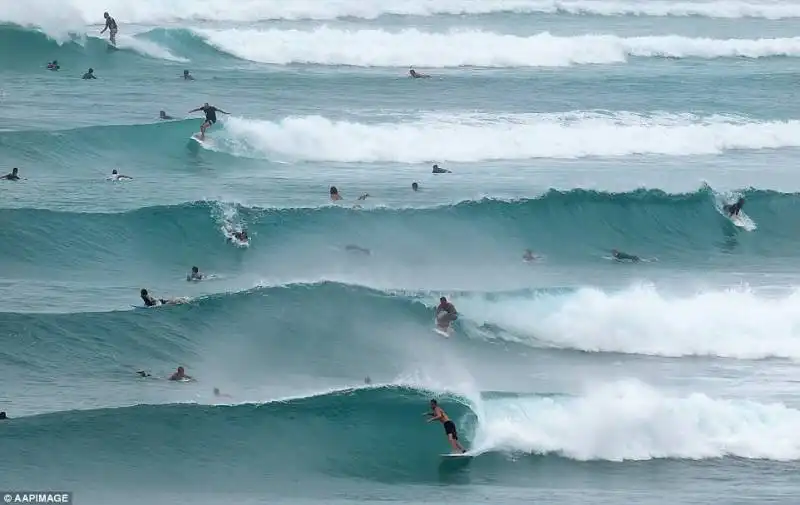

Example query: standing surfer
[188,103,229,140]
[425,400,466,454]
[101,12,118,46]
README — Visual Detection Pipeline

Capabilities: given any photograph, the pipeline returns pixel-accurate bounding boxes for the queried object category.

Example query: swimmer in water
[183,70,194,80]
[0,412,7,420]
[3,168,20,181]
[213,387,231,398]
[611,249,641,263]
[425,399,466,454]
[723,197,745,217]
[432,164,450,174]
[187,266,204,281]
[140,288,168,307]
[188,103,229,141]
[409,68,431,79]
[47,60,59,71]
[101,12,118,46]
[136,371,151,378]
[169,366,192,381]
[82,68,96,79]
[523,249,541,262]
[412,182,419,191]
[159,110,174,120]
[357,193,370,201]
[107,169,132,181]
[330,186,342,201]
[345,244,371,255]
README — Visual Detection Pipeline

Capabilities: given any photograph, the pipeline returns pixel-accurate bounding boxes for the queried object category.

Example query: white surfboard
[728,212,757,231]
[433,327,450,338]
[190,134,212,146]
[441,452,472,458]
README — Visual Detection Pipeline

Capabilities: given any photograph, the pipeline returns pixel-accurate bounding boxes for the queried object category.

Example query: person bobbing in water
[329,186,342,201]
[425,399,466,454]
[435,296,458,331]
[169,366,192,381]
[188,103,229,141]
[187,266,204,281]
[101,12,118,46]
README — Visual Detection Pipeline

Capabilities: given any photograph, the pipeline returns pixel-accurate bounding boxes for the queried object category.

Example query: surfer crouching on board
[426,399,466,454]
[189,103,229,141]
[436,297,458,330]
[723,197,745,217]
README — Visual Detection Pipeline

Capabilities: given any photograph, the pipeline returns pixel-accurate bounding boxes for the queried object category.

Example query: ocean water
[2,0,800,503]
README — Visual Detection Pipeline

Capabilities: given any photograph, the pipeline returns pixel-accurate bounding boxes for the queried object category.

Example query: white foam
[459,284,800,360]
[468,380,800,461]
[5,0,800,24]
[217,112,800,163]
[195,27,800,67]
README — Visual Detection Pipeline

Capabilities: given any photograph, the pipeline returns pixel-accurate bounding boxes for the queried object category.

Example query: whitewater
[2,1,800,504]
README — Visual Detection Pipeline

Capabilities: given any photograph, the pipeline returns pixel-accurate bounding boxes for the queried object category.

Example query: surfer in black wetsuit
[426,400,466,454]
[611,249,641,263]
[82,68,96,79]
[101,12,118,46]
[432,164,450,174]
[188,103,229,140]
[3,168,20,180]
[159,110,174,120]
[409,68,430,79]
[723,197,745,217]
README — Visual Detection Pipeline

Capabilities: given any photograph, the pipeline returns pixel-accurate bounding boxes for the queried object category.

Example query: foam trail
[470,380,800,461]
[196,28,800,67]
[93,34,188,62]
[220,113,800,163]
[461,284,800,360]
[6,0,800,23]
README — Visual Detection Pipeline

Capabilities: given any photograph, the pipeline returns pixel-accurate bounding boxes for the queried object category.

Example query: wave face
[5,113,799,165]
[2,188,797,282]
[3,383,799,493]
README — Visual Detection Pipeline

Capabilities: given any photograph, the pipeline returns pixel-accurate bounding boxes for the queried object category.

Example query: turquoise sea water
[2,1,800,503]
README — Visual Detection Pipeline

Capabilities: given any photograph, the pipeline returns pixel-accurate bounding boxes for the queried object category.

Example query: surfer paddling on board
[188,103,229,141]
[723,197,745,217]
[435,297,458,331]
[426,400,466,454]
[409,68,430,79]
[611,249,641,263]
[101,12,118,47]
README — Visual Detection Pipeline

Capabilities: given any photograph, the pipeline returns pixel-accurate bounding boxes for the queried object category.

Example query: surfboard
[441,452,472,458]
[728,212,756,231]
[190,134,212,146]
[433,327,451,337]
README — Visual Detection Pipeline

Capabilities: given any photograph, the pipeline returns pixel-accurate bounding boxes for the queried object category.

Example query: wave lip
[217,112,800,162]
[195,27,800,67]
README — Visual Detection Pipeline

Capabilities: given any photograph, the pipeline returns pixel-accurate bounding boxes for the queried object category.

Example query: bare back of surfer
[426,400,466,454]
[189,103,229,140]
